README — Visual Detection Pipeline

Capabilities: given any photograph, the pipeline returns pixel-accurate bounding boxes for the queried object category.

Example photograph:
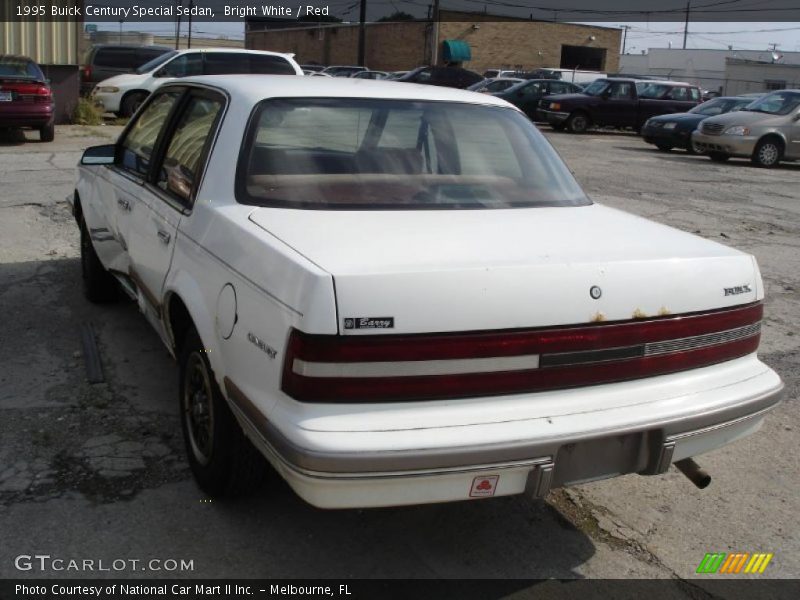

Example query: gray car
[692,89,800,167]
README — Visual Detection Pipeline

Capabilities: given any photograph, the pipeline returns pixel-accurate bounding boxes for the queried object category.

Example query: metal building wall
[1,20,81,64]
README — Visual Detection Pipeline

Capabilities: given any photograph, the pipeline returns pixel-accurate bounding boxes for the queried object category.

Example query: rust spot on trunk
[632,308,648,319]
[590,312,606,322]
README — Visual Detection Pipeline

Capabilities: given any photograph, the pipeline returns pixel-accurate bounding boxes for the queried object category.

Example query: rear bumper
[692,131,757,156]
[0,105,53,128]
[225,356,783,508]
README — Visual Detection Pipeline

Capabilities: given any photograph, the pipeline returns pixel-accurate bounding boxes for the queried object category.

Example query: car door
[516,81,546,117]
[126,87,225,334]
[90,90,183,275]
[597,81,637,127]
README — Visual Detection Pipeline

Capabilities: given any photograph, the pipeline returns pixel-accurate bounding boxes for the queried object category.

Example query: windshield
[238,98,590,210]
[689,97,751,116]
[743,91,800,116]
[581,80,609,96]
[135,50,177,74]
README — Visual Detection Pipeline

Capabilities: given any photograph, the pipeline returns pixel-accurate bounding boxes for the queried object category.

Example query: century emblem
[590,286,602,300]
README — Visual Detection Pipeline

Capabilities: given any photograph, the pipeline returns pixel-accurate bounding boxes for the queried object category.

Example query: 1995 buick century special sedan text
[70,76,783,508]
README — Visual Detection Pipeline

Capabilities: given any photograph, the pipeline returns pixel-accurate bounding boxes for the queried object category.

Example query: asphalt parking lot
[0,124,797,586]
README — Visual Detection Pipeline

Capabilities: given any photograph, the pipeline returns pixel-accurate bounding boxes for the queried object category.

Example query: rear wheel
[80,218,118,303]
[179,328,267,497]
[709,152,730,163]
[39,122,54,142]
[566,112,590,134]
[120,91,147,118]
[751,138,783,168]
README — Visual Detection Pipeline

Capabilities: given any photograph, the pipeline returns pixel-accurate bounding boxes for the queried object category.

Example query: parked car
[80,44,172,96]
[300,64,325,73]
[396,66,483,89]
[642,96,760,153]
[482,69,522,79]
[384,71,408,80]
[539,78,701,133]
[525,68,606,85]
[351,71,388,80]
[91,49,302,117]
[321,65,367,77]
[493,79,583,120]
[692,89,800,167]
[467,77,525,93]
[71,76,782,508]
[0,54,55,141]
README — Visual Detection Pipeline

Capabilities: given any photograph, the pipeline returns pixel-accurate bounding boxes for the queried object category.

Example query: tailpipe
[675,458,711,489]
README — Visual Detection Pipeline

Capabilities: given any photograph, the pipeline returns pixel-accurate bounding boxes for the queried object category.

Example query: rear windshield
[237,98,591,210]
[0,57,44,80]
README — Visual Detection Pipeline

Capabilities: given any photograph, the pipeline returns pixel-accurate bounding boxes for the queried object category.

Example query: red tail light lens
[81,65,92,82]
[1,82,52,103]
[281,302,763,403]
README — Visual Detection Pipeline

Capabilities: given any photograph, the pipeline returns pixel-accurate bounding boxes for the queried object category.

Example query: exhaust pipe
[675,458,711,489]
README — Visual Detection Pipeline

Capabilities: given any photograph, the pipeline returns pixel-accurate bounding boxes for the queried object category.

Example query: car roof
[91,44,172,51]
[173,48,295,58]
[176,75,513,107]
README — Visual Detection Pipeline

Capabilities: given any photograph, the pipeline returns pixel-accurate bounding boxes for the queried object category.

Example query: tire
[751,138,783,168]
[120,92,147,118]
[179,328,267,497]
[709,152,730,163]
[655,143,673,152]
[80,218,118,303]
[566,112,590,134]
[39,122,54,142]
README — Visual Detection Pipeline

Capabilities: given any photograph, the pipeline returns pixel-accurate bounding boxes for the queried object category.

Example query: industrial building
[1,20,84,123]
[246,12,622,74]
[619,48,800,94]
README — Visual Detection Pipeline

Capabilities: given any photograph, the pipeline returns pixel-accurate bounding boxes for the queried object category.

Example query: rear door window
[93,47,139,69]
[203,53,296,75]
[118,91,182,178]
[155,93,224,205]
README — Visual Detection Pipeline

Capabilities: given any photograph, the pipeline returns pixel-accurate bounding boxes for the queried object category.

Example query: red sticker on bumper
[470,475,499,497]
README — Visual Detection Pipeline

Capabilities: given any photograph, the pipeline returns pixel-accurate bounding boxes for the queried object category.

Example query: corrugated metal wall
[2,21,81,64]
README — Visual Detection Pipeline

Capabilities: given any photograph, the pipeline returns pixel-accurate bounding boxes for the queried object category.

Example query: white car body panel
[74,75,783,509]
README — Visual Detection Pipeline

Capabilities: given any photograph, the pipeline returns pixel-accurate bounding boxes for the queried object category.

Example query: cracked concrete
[0,125,797,585]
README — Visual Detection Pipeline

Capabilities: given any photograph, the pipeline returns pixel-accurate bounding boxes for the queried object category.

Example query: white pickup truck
[71,75,783,509]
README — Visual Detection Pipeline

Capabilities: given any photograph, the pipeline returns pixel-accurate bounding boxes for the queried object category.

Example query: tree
[377,11,416,22]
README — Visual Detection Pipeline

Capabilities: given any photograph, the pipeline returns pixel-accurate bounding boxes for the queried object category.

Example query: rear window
[0,57,43,80]
[204,53,296,75]
[238,98,590,210]
[93,47,140,69]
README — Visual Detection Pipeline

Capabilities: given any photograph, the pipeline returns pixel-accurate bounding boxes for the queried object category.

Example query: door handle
[157,230,171,244]
[117,197,131,211]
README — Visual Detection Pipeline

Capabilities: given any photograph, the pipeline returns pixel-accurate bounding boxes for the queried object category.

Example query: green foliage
[72,97,104,126]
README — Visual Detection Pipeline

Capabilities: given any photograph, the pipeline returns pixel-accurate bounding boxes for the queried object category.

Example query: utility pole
[621,25,630,54]
[187,0,193,49]
[431,0,440,65]
[118,19,123,44]
[175,0,182,49]
[682,1,690,49]
[357,0,367,66]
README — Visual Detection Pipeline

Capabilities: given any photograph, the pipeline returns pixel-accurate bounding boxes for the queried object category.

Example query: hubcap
[759,144,778,165]
[183,352,215,466]
[573,116,587,131]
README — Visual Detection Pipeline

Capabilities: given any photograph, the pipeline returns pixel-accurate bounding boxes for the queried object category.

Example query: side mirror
[794,112,800,121]
[81,144,115,166]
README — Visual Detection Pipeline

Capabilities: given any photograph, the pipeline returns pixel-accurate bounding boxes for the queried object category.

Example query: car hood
[702,110,786,128]
[248,204,759,334]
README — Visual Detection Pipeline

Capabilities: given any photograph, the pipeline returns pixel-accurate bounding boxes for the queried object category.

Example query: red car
[0,54,55,141]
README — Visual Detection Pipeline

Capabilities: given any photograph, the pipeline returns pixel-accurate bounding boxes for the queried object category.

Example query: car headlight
[724,125,750,136]
[663,122,677,130]
[97,86,119,93]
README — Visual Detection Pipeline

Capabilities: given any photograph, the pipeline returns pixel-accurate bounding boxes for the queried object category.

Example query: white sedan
[71,76,783,508]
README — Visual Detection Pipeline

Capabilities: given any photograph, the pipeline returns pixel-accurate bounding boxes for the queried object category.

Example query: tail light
[1,82,52,103]
[80,65,92,82]
[282,302,763,403]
